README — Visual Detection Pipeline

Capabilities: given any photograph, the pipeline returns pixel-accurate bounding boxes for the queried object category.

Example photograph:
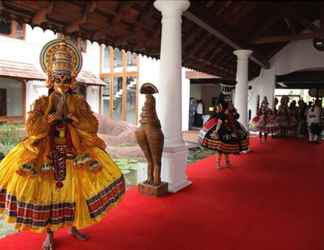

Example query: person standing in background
[189,97,197,130]
[306,99,322,143]
[195,100,204,127]
[297,99,307,138]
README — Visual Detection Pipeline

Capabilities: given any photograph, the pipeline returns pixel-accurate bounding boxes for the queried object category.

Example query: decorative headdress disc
[40,38,82,77]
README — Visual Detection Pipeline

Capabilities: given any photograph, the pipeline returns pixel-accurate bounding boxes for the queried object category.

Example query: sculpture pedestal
[138,182,169,197]
[161,144,192,192]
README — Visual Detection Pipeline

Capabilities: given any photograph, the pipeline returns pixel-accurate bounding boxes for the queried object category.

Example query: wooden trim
[253,32,319,44]
[135,72,139,125]
[98,85,102,115]
[99,46,140,124]
[121,50,127,121]
[109,46,114,118]
[100,72,138,78]
[22,80,26,122]
[183,11,270,69]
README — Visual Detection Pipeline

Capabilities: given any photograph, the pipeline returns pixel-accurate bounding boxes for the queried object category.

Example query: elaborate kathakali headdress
[216,81,236,110]
[40,38,83,89]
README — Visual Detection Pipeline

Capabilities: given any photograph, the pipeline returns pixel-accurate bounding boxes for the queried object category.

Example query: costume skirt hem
[200,138,249,153]
[0,176,125,234]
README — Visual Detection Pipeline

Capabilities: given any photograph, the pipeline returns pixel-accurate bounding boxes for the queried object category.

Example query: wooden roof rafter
[183,10,270,69]
[187,34,213,58]
[198,40,222,60]
[209,43,227,62]
[64,1,97,34]
[185,57,231,78]
[31,0,54,25]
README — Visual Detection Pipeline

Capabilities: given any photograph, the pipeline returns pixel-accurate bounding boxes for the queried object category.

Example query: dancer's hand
[67,113,79,123]
[48,113,58,123]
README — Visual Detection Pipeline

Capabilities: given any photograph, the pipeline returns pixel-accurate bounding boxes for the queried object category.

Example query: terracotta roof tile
[0,59,104,86]
[0,59,45,80]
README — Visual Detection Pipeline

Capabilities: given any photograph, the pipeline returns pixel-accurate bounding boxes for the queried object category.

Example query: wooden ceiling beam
[253,32,319,44]
[282,4,320,34]
[198,41,220,59]
[215,1,232,17]
[209,44,227,62]
[183,29,203,51]
[64,1,97,34]
[31,1,54,25]
[205,1,215,8]
[186,57,231,75]
[90,2,138,44]
[254,16,281,38]
[214,52,230,66]
[298,18,319,32]
[183,11,270,69]
[188,35,212,57]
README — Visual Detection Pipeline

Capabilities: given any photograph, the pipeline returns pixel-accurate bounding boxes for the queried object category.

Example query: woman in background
[251,97,278,143]
[306,99,322,143]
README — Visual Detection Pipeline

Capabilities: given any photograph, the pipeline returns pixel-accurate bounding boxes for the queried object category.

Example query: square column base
[161,144,192,193]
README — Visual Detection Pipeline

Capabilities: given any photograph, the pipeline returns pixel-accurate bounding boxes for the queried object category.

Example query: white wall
[82,41,101,75]
[248,37,324,119]
[26,80,48,112]
[138,56,190,131]
[272,39,324,75]
[248,68,275,119]
[86,85,100,113]
[138,55,160,123]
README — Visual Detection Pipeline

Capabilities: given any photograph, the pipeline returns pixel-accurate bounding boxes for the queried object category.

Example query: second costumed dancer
[199,94,249,169]
[250,96,279,143]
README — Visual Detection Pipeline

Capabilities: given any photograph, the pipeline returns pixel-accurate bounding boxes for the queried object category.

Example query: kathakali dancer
[199,94,249,170]
[0,39,125,250]
[250,97,278,143]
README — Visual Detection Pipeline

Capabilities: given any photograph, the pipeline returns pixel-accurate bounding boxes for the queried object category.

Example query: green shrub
[187,146,214,164]
[0,124,24,155]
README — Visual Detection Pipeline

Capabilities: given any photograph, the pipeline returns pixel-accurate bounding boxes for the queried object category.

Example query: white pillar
[154,0,191,192]
[233,49,252,129]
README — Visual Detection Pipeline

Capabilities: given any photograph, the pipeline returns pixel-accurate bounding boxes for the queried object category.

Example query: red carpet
[1,138,324,250]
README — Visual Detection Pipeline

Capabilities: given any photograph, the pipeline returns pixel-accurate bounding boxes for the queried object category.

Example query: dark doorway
[0,89,7,116]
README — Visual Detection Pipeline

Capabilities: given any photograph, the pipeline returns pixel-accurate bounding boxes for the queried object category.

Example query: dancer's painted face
[53,73,71,94]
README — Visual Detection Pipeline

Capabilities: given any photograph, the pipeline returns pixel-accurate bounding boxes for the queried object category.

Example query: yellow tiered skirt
[0,143,125,233]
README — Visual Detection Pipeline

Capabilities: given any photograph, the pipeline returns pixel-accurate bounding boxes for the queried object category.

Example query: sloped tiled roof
[0,59,104,86]
[77,70,105,86]
[0,59,45,80]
